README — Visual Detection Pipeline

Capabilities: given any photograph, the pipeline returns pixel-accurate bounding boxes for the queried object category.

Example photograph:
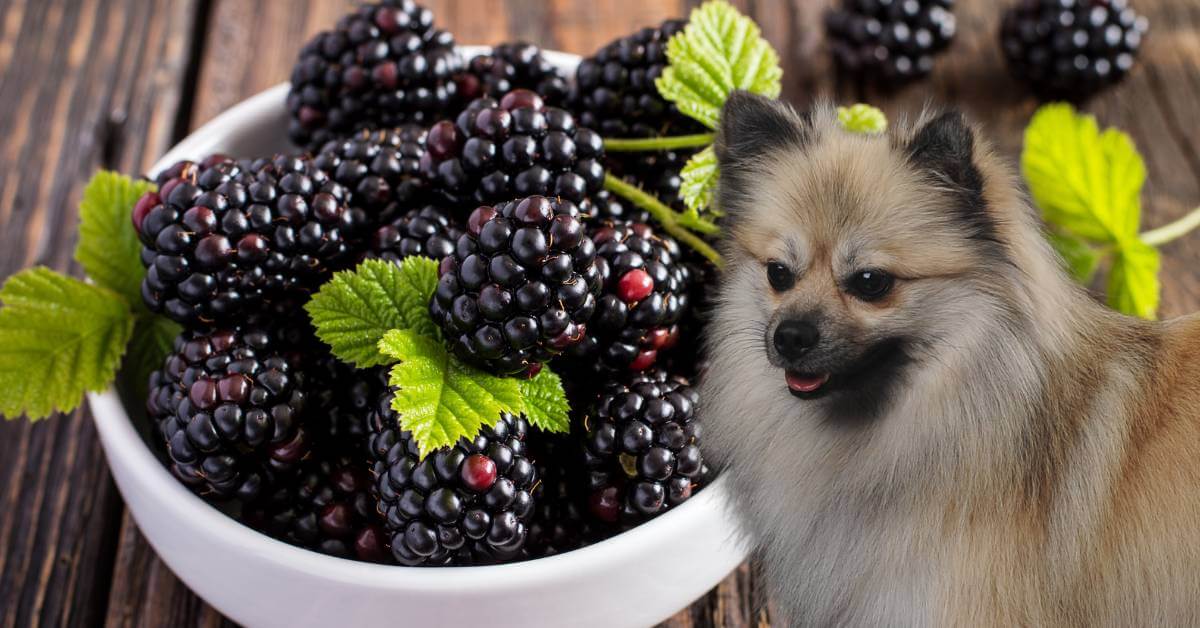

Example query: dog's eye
[847,270,894,301]
[766,261,795,292]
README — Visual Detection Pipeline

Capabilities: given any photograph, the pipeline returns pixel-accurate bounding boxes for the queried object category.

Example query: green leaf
[1108,238,1160,319]
[75,171,156,307]
[1022,103,1146,244]
[118,313,182,407]
[837,104,888,135]
[1046,231,1101,284]
[680,146,719,216]
[0,267,135,420]
[516,369,570,433]
[306,257,440,368]
[655,0,783,129]
[380,329,522,458]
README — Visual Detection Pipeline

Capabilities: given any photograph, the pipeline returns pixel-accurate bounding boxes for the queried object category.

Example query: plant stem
[1140,205,1200,247]
[603,174,724,268]
[602,133,716,152]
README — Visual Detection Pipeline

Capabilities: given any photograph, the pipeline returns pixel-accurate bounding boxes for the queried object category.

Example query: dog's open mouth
[785,371,831,398]
[782,339,910,401]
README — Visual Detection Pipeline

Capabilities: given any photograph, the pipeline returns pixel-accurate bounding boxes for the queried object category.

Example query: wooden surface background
[0,0,1197,626]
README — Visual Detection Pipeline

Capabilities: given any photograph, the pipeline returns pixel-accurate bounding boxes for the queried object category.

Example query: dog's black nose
[774,319,819,359]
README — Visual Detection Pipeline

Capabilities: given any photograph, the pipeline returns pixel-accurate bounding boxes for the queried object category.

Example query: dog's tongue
[786,371,830,393]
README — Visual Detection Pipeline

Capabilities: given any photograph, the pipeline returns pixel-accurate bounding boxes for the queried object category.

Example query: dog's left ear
[906,111,985,207]
[715,91,808,222]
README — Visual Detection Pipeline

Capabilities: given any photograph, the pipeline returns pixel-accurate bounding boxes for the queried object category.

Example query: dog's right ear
[715,91,808,221]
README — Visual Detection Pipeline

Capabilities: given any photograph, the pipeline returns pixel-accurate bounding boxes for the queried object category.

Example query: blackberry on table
[457,42,569,105]
[826,0,957,87]
[136,155,358,325]
[1000,0,1148,101]
[582,369,707,523]
[430,196,601,376]
[287,0,462,150]
[562,221,690,374]
[367,393,538,565]
[421,90,606,216]
[367,205,462,263]
[147,327,313,501]
[314,125,429,233]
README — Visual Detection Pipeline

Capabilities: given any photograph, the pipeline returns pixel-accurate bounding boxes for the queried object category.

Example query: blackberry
[1000,0,1148,101]
[562,221,690,374]
[136,155,357,325]
[525,435,601,557]
[585,189,650,225]
[147,327,313,501]
[243,449,390,562]
[457,42,569,105]
[367,394,538,565]
[582,369,706,523]
[367,205,462,263]
[430,196,601,376]
[314,125,429,233]
[287,0,462,150]
[826,0,957,87]
[421,90,606,215]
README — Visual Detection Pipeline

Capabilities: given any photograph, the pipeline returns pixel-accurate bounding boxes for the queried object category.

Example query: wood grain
[0,1,199,627]
[1,0,1199,626]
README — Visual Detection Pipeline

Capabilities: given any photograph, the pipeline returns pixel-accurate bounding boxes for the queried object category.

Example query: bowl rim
[90,44,743,585]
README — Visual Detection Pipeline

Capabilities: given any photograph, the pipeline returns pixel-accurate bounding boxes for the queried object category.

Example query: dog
[699,91,1200,626]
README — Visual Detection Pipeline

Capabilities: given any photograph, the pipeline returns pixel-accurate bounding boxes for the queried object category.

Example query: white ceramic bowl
[87,47,747,628]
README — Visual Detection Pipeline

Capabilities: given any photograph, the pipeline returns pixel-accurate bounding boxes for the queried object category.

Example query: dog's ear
[715,91,808,222]
[906,110,993,240]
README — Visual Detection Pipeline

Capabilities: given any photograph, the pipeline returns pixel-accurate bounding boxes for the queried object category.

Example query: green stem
[603,174,724,268]
[602,133,716,152]
[1140,205,1200,247]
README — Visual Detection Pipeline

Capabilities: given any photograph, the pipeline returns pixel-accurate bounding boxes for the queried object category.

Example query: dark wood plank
[0,1,200,627]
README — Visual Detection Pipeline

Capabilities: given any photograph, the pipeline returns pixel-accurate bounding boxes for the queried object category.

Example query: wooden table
[1,0,1197,626]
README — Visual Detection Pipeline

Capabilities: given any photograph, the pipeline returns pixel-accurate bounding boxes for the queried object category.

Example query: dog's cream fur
[700,94,1200,626]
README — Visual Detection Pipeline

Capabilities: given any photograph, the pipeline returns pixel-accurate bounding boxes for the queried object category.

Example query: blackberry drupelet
[136,155,358,325]
[457,42,569,105]
[1000,0,1148,101]
[367,393,538,565]
[314,125,429,233]
[582,369,706,523]
[421,90,606,215]
[147,327,313,501]
[287,0,462,150]
[562,221,690,374]
[367,205,462,263]
[429,196,601,376]
[826,0,957,87]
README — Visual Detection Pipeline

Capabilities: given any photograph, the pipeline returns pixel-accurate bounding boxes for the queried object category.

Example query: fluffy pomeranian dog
[700,91,1200,626]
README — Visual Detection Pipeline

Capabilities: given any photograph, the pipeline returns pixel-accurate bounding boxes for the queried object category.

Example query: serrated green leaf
[381,329,522,458]
[75,171,156,307]
[1046,231,1102,284]
[0,267,134,420]
[1108,238,1160,319]
[656,0,783,129]
[1022,103,1146,245]
[680,146,719,215]
[516,369,570,433]
[306,257,440,368]
[837,104,888,135]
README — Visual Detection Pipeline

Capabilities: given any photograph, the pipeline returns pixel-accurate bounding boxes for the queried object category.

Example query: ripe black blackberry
[243,449,391,563]
[582,369,706,523]
[562,221,690,374]
[457,42,569,105]
[367,205,462,263]
[1000,0,1148,101]
[147,327,313,501]
[430,196,601,376]
[826,0,957,87]
[136,155,358,325]
[525,435,603,557]
[367,393,538,565]
[421,90,606,215]
[314,125,429,233]
[585,189,650,225]
[287,1,462,150]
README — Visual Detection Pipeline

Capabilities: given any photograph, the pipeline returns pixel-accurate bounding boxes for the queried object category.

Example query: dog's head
[712,93,1029,422]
